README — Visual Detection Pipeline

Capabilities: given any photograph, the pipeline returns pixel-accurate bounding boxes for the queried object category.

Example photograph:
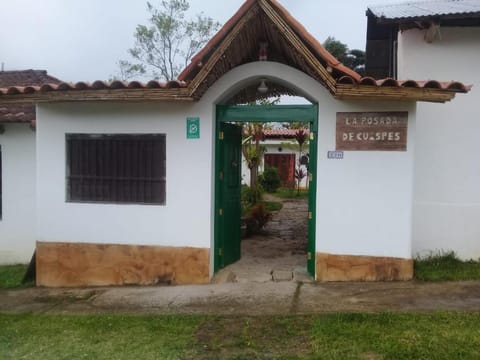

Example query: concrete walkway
[1,281,480,315]
[214,194,310,283]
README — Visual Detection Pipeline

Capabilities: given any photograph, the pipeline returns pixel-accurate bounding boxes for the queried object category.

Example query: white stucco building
[367,0,480,260]
[0,0,472,286]
[0,124,36,264]
[0,70,61,264]
[241,128,310,189]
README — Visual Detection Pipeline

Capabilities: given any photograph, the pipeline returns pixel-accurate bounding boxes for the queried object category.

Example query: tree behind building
[115,0,220,81]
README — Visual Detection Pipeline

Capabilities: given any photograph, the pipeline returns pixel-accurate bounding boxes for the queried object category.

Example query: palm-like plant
[294,129,309,194]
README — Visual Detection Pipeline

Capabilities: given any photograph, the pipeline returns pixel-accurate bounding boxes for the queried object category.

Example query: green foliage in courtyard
[274,187,309,199]
[259,167,281,193]
[241,183,264,209]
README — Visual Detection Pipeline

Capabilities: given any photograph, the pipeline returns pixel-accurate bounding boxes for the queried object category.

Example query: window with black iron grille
[66,134,166,205]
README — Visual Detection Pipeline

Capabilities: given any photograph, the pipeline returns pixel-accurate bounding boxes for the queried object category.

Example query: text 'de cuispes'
[336,112,408,151]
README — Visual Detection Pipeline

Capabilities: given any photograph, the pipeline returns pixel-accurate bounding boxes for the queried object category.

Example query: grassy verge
[274,187,309,199]
[261,200,283,212]
[0,313,202,360]
[242,201,282,217]
[1,312,479,359]
[414,251,480,281]
[0,264,31,289]
[309,312,480,360]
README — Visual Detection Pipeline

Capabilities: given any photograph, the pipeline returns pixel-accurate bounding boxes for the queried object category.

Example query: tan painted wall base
[316,253,413,281]
[36,242,210,287]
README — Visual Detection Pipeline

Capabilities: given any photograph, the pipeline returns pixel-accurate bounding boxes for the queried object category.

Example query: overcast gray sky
[0,0,399,82]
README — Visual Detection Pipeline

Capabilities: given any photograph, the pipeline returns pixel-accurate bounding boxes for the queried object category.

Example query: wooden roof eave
[0,83,461,105]
[335,84,457,103]
[0,88,194,104]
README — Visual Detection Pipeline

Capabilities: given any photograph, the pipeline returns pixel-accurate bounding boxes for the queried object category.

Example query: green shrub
[241,184,264,205]
[259,167,281,193]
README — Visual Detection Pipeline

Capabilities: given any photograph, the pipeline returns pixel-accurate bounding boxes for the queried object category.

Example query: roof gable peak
[178,0,361,102]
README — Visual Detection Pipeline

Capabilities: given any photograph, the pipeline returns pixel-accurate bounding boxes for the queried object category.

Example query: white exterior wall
[208,62,416,259]
[36,101,214,250]
[0,124,36,264]
[36,61,416,272]
[398,27,480,259]
[315,101,416,259]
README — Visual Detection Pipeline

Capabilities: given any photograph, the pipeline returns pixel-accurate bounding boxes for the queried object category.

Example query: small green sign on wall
[187,117,200,139]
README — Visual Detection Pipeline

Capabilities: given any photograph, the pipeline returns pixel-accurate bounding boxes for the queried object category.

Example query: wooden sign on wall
[336,112,408,151]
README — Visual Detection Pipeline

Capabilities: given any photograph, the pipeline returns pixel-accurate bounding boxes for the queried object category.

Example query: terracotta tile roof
[337,76,472,92]
[0,76,468,100]
[0,79,187,94]
[0,80,191,105]
[263,128,310,138]
[0,104,35,123]
[0,70,61,123]
[0,69,61,88]
[0,1,472,105]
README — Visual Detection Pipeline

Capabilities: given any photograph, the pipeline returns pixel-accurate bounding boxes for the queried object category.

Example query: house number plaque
[336,112,408,151]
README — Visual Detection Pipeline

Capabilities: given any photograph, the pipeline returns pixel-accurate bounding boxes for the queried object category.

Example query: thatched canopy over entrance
[178,0,361,103]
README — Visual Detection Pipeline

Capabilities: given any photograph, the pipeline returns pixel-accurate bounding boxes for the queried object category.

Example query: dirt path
[214,195,310,283]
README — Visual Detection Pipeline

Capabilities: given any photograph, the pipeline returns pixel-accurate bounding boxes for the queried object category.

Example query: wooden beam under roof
[335,84,456,103]
[0,88,194,104]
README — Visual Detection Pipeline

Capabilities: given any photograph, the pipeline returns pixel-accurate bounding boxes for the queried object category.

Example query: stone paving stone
[212,270,236,284]
[272,270,294,282]
[215,196,309,283]
[237,273,273,283]
[293,267,314,283]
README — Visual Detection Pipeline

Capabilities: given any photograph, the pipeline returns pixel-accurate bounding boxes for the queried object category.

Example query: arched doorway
[214,104,318,277]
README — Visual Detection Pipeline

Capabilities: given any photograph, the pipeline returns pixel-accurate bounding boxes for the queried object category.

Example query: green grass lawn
[1,312,479,359]
[261,200,283,212]
[0,264,30,289]
[274,187,309,199]
[414,251,480,281]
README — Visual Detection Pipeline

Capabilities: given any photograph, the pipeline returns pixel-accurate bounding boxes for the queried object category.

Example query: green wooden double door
[215,105,318,277]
